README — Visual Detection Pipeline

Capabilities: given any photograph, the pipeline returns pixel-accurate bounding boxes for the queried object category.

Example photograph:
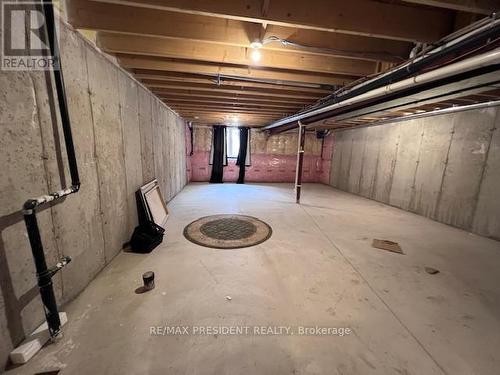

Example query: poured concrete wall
[329,107,500,240]
[190,127,329,183]
[0,23,187,366]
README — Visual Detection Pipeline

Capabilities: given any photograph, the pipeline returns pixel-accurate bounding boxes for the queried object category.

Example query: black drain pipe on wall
[23,0,80,338]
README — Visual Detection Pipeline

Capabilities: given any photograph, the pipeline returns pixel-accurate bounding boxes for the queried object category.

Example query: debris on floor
[372,239,404,254]
[425,266,440,275]
[225,295,232,301]
[143,271,155,290]
[135,271,155,294]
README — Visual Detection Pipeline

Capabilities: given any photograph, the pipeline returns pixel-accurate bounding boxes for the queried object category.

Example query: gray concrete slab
[0,70,59,357]
[435,109,494,229]
[0,23,188,366]
[372,124,400,203]
[338,130,354,192]
[347,129,366,194]
[304,184,500,375]
[389,119,424,210]
[54,27,106,302]
[358,125,380,199]
[138,88,154,183]
[7,183,500,375]
[329,107,500,239]
[118,73,143,235]
[160,105,170,201]
[86,49,128,263]
[152,99,165,200]
[167,109,176,199]
[329,133,342,187]
[473,110,500,239]
[411,116,453,218]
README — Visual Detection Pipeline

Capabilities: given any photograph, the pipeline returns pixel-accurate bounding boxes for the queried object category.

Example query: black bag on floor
[130,221,165,253]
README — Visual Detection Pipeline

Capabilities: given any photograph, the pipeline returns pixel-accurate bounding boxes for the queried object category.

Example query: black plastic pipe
[42,0,80,187]
[22,0,80,338]
[24,214,62,335]
[266,17,500,133]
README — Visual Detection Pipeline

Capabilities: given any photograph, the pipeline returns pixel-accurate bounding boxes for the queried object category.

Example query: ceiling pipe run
[265,47,500,133]
[333,99,500,132]
[264,16,500,133]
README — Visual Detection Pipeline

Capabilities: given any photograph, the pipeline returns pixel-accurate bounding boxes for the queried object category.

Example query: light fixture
[250,41,263,49]
[250,40,263,63]
[250,49,262,63]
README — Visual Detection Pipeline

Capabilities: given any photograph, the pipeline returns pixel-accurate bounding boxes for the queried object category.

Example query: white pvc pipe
[267,48,500,129]
[334,100,500,132]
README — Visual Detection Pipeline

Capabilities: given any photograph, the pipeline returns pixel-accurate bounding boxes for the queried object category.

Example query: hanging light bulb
[251,49,262,62]
[250,41,263,63]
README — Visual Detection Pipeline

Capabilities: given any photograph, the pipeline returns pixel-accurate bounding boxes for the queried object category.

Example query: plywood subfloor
[8,183,500,375]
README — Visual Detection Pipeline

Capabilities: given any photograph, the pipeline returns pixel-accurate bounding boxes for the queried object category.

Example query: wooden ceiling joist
[98,32,377,76]
[68,0,412,62]
[87,0,454,42]
[168,101,302,112]
[161,97,306,110]
[144,81,326,100]
[155,93,315,106]
[169,105,293,115]
[117,55,351,86]
[134,70,334,94]
[180,112,278,120]
[65,0,484,127]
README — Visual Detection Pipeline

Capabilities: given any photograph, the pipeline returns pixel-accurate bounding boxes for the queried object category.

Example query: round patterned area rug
[183,214,272,249]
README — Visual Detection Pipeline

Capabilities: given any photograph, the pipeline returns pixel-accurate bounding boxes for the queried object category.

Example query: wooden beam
[179,114,278,124]
[152,89,320,104]
[181,112,278,120]
[155,92,315,105]
[117,55,351,86]
[162,97,306,110]
[166,100,299,113]
[67,0,410,62]
[97,32,376,76]
[144,80,326,100]
[169,104,294,115]
[261,25,410,63]
[181,114,278,120]
[402,0,498,15]
[134,70,334,93]
[88,0,454,42]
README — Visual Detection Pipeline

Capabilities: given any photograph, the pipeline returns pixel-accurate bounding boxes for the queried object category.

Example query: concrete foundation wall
[0,23,187,366]
[329,107,500,240]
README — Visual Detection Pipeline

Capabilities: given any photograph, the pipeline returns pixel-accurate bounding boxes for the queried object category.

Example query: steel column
[295,121,306,203]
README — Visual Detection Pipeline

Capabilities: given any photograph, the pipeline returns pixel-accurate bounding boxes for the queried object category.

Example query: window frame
[226,127,240,159]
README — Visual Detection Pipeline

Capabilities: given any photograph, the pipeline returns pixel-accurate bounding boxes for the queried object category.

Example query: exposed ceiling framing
[65,0,494,127]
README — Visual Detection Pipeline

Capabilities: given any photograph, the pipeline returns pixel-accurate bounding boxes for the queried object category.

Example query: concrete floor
[8,183,500,375]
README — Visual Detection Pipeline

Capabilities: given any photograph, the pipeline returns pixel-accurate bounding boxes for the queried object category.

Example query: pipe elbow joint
[23,199,39,213]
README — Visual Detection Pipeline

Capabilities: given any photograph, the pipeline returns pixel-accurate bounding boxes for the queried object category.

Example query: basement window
[226,127,240,158]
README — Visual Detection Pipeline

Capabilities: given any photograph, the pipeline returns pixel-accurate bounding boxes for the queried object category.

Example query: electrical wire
[261,35,406,62]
